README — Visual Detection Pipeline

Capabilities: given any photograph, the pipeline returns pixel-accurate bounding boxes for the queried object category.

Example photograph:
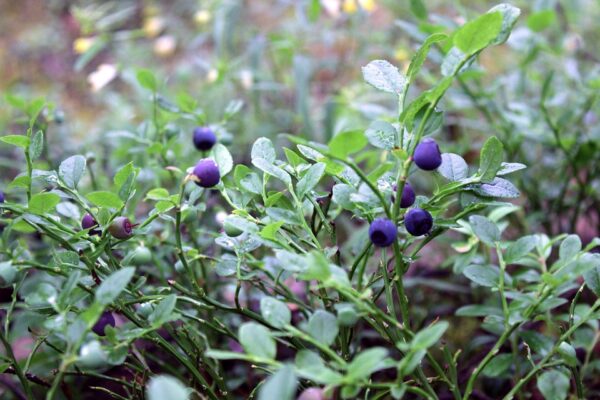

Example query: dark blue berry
[414,138,442,171]
[108,217,133,239]
[192,158,221,188]
[393,182,416,208]
[404,208,433,236]
[369,218,397,247]
[0,191,4,203]
[193,126,217,151]
[92,311,115,336]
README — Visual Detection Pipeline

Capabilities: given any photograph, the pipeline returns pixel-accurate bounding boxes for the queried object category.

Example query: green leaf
[438,153,468,181]
[28,193,61,215]
[59,155,87,189]
[527,10,556,32]
[0,135,30,148]
[260,221,285,241]
[260,297,291,329]
[411,321,449,350]
[469,215,500,245]
[409,0,427,20]
[251,137,276,163]
[537,369,569,400]
[145,188,171,201]
[258,365,297,400]
[239,322,276,359]
[95,267,135,306]
[584,266,600,297]
[454,11,503,55]
[478,136,504,183]
[347,348,390,380]
[482,354,513,377]
[407,33,448,82]
[497,162,526,176]
[488,4,521,45]
[463,265,499,287]
[87,191,124,209]
[295,350,343,384]
[296,162,326,198]
[306,310,338,346]
[328,130,367,158]
[148,294,178,326]
[137,69,158,91]
[559,235,581,262]
[298,251,331,282]
[470,177,520,198]
[212,143,233,177]
[361,60,407,95]
[146,375,191,400]
[365,120,397,150]
[252,158,291,187]
[29,131,44,159]
[505,235,537,263]
[114,162,135,188]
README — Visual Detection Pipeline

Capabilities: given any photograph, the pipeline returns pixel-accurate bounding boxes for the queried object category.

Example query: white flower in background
[194,9,211,25]
[239,69,253,90]
[206,68,219,83]
[321,0,341,18]
[153,35,177,57]
[87,64,117,92]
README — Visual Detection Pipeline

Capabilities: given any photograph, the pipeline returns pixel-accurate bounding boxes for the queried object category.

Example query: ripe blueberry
[193,126,217,151]
[392,182,416,208]
[81,214,97,230]
[369,218,397,247]
[0,191,4,203]
[192,158,221,188]
[108,216,133,239]
[404,208,433,236]
[92,311,115,336]
[413,138,442,171]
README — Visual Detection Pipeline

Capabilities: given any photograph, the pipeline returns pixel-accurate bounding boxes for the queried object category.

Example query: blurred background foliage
[1,0,600,239]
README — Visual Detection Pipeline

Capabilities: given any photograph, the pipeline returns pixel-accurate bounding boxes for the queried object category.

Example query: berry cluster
[368,138,441,247]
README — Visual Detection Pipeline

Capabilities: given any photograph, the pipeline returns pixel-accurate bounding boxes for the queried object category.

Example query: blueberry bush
[1,2,600,400]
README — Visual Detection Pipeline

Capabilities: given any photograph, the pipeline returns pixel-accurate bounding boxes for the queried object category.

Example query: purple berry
[108,217,133,239]
[404,208,433,236]
[92,311,115,336]
[393,182,416,208]
[0,191,4,203]
[414,138,442,171]
[298,388,328,400]
[369,218,397,247]
[193,126,217,151]
[192,158,221,188]
[81,214,97,230]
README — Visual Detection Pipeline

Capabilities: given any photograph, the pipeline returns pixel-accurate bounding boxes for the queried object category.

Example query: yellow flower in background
[343,0,376,14]
[73,37,95,54]
[143,16,165,38]
[194,9,211,25]
[394,48,409,62]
